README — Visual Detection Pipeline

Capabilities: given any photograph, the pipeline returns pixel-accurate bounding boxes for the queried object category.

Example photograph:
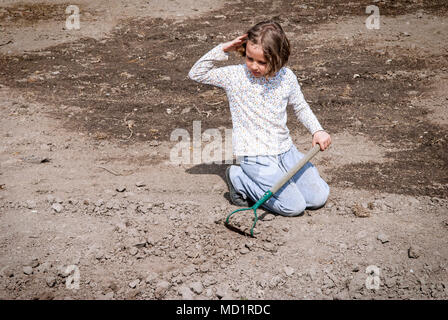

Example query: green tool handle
[270,144,321,194]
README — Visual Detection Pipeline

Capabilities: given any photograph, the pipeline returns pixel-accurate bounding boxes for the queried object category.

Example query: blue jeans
[230,144,329,216]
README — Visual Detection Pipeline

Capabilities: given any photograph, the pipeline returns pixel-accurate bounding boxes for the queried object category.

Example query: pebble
[408,245,422,259]
[215,286,227,299]
[25,258,40,268]
[128,279,140,289]
[46,276,57,287]
[23,266,33,275]
[190,281,203,294]
[154,280,170,299]
[116,186,126,192]
[26,200,36,209]
[269,276,283,288]
[3,268,14,278]
[178,286,194,300]
[145,272,158,285]
[51,203,63,213]
[135,181,146,187]
[284,266,295,277]
[377,233,389,244]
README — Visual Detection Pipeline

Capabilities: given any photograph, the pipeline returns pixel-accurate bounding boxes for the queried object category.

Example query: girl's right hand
[222,34,248,52]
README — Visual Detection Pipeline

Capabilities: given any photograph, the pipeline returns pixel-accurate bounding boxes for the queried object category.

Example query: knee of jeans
[307,183,330,209]
[275,199,306,217]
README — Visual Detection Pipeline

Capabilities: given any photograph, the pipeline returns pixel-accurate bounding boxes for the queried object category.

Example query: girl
[188,21,331,216]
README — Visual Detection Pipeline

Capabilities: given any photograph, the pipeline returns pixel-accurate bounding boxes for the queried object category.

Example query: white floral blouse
[188,43,324,156]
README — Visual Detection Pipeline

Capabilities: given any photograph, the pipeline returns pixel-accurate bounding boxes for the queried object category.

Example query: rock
[239,247,250,255]
[377,233,389,244]
[95,199,104,207]
[215,286,228,299]
[46,276,57,287]
[189,281,203,294]
[352,203,370,218]
[154,280,170,299]
[51,203,63,213]
[128,279,140,289]
[284,266,295,277]
[25,258,40,268]
[203,275,217,287]
[23,266,33,275]
[149,140,161,147]
[3,267,14,278]
[205,288,214,298]
[182,265,196,276]
[129,247,138,256]
[135,181,146,187]
[116,186,126,193]
[178,286,194,300]
[408,245,422,259]
[26,200,37,209]
[269,276,283,288]
[181,107,191,114]
[145,272,158,285]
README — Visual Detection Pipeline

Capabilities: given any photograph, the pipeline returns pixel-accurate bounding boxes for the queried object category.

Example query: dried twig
[97,166,121,176]
[0,40,13,47]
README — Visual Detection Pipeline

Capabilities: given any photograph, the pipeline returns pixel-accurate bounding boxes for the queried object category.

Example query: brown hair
[238,21,291,77]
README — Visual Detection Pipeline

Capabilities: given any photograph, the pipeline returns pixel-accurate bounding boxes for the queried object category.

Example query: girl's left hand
[312,130,331,151]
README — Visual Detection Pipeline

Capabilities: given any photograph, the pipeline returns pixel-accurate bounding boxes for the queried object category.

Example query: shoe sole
[225,166,249,207]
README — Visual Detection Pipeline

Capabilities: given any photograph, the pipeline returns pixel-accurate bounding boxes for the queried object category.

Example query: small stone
[269,276,283,288]
[149,140,161,147]
[154,280,170,299]
[205,288,213,297]
[26,200,37,209]
[116,186,126,192]
[377,233,389,244]
[352,203,370,218]
[51,203,63,213]
[129,247,138,256]
[240,247,250,255]
[23,266,33,275]
[178,286,194,300]
[3,268,14,277]
[145,272,158,285]
[215,286,227,299]
[95,199,104,207]
[190,281,203,294]
[129,279,140,289]
[181,107,191,114]
[46,276,57,287]
[408,245,422,259]
[25,258,40,268]
[135,181,146,187]
[284,266,295,277]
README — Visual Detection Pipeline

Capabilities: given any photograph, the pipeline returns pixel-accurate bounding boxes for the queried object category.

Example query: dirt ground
[0,0,447,300]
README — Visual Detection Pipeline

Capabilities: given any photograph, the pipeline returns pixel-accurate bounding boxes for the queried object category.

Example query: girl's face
[245,41,268,78]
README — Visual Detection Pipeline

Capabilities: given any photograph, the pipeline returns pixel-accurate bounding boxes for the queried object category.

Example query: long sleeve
[188,43,233,89]
[288,71,324,135]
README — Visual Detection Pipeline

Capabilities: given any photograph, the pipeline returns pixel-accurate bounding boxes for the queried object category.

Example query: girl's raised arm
[188,35,246,89]
[188,43,232,89]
